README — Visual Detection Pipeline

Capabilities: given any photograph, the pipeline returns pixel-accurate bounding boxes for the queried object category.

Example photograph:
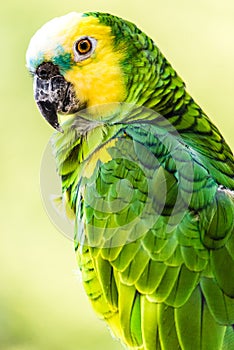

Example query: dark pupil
[79,40,89,52]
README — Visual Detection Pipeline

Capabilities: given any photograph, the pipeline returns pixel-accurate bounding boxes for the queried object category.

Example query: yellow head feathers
[26,12,127,109]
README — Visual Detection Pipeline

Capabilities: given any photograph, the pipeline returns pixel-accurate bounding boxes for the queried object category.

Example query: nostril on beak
[36,62,60,80]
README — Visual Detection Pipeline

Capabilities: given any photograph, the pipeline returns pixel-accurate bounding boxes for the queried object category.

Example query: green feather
[158,304,180,350]
[175,286,225,350]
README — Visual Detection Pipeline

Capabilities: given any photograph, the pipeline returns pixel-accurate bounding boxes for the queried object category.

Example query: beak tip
[54,123,64,133]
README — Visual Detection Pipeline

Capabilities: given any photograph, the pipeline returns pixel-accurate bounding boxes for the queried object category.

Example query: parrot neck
[123,50,212,136]
[122,45,199,128]
[122,52,234,189]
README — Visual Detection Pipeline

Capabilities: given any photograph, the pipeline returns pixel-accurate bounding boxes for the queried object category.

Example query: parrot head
[26,12,170,131]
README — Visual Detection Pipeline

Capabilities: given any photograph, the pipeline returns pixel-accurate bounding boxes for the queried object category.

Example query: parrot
[26,12,234,350]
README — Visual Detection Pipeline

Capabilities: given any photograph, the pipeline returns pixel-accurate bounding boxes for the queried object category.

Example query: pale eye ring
[73,36,97,62]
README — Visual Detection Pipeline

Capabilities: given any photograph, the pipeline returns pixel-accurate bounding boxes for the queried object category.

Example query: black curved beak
[33,62,78,132]
[36,99,63,132]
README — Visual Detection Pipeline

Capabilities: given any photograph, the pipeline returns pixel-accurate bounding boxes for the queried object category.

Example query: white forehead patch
[26,12,83,70]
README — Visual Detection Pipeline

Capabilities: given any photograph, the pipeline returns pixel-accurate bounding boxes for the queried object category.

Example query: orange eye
[75,38,92,55]
[73,37,97,62]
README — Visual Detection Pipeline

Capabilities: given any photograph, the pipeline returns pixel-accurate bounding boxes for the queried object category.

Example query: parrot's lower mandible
[26,12,234,350]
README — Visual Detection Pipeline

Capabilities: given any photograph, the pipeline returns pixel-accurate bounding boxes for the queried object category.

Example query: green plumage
[28,11,234,350]
[53,105,234,349]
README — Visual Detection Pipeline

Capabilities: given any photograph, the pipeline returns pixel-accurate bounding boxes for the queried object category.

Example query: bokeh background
[1,1,234,349]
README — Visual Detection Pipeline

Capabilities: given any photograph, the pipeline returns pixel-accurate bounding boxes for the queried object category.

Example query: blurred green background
[1,1,234,349]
